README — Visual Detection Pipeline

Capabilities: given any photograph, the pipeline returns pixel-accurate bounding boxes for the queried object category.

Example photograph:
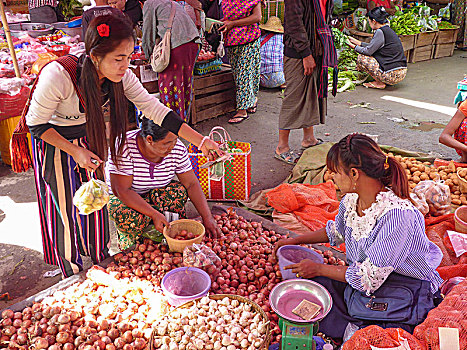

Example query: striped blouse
[326,190,443,295]
[106,129,192,194]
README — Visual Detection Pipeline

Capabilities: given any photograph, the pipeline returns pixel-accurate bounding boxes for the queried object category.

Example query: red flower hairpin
[97,24,110,37]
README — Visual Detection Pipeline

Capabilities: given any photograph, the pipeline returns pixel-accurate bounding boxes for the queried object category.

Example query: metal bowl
[269,279,332,323]
[52,22,83,41]
[9,23,54,38]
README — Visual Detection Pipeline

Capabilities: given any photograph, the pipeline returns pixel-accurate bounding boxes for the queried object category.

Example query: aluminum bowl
[269,279,332,323]
[52,22,83,41]
[9,23,54,38]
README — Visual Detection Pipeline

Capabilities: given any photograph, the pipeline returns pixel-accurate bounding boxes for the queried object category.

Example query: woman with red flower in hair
[14,14,222,278]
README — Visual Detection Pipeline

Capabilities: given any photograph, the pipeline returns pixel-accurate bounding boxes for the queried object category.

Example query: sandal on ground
[247,98,258,114]
[363,82,386,89]
[228,113,250,124]
[299,138,324,154]
[274,150,300,165]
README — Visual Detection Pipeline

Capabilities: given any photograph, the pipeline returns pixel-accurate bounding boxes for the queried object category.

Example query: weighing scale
[269,279,332,350]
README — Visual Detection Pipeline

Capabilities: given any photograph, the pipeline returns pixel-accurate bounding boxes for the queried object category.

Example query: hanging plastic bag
[217,32,225,58]
[73,179,110,215]
[412,180,451,217]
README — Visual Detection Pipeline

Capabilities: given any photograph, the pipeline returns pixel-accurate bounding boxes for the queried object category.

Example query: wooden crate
[399,34,417,51]
[415,31,438,47]
[129,63,158,94]
[409,45,433,63]
[433,42,456,59]
[435,27,460,44]
[348,28,372,43]
[190,65,236,124]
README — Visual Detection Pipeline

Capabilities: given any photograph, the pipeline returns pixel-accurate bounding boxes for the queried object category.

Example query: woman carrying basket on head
[12,15,222,278]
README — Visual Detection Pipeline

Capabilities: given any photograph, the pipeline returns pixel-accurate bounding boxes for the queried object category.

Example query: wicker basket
[162,219,205,253]
[149,294,271,350]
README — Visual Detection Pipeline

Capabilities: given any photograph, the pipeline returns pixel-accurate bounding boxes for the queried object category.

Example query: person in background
[143,0,200,122]
[439,99,467,162]
[274,0,336,164]
[107,118,221,250]
[200,0,223,50]
[275,133,442,338]
[82,0,125,38]
[367,0,402,16]
[452,0,467,50]
[28,0,60,23]
[108,0,143,25]
[220,0,261,124]
[259,16,286,89]
[348,7,407,90]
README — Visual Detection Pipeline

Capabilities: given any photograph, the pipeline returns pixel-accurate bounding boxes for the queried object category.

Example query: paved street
[0,50,465,308]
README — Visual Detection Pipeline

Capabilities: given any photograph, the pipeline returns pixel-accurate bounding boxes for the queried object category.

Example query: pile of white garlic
[152,296,269,350]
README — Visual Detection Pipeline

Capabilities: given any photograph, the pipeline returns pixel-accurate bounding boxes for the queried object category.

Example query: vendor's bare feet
[280,83,287,89]
[364,81,386,89]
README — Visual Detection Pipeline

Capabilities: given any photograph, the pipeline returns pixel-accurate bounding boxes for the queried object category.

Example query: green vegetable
[332,28,349,50]
[438,21,458,30]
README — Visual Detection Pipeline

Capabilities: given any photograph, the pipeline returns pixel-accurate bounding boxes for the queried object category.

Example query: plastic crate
[194,58,222,76]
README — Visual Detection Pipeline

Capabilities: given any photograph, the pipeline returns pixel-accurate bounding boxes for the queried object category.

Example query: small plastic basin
[454,206,467,234]
[161,267,211,307]
[277,245,324,280]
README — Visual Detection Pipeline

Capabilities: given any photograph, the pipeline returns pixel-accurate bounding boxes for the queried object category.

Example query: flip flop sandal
[247,98,258,114]
[228,114,250,124]
[364,82,385,89]
[299,139,324,154]
[274,150,300,165]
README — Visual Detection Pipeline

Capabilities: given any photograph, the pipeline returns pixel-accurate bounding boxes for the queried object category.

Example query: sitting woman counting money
[274,134,443,339]
[107,118,221,250]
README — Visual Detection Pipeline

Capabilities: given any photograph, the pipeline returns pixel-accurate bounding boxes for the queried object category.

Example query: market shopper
[439,99,467,162]
[20,15,222,278]
[107,118,221,250]
[274,134,443,338]
[347,7,407,89]
[108,0,143,25]
[259,16,286,89]
[274,0,337,164]
[452,0,467,50]
[366,0,402,16]
[82,0,125,38]
[220,0,261,124]
[142,0,200,122]
[28,0,61,23]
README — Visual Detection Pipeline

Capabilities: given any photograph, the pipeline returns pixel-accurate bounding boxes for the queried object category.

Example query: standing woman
[142,0,201,122]
[220,0,261,124]
[347,7,407,89]
[452,0,467,50]
[18,15,221,278]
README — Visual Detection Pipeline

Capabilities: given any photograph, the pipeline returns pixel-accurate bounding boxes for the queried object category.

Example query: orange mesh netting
[414,278,467,350]
[343,325,425,350]
[266,182,339,232]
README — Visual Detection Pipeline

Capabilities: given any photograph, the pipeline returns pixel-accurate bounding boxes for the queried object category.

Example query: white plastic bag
[412,180,451,217]
[73,179,110,215]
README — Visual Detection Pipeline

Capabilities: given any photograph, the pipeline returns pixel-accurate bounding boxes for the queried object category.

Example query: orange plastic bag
[31,52,58,75]
[414,279,467,350]
[343,325,425,350]
[266,182,339,232]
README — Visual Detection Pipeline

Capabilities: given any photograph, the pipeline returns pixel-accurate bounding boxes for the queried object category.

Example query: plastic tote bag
[188,127,251,201]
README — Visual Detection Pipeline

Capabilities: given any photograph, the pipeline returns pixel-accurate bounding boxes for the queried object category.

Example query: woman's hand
[151,211,169,233]
[273,237,296,256]
[200,138,224,160]
[348,36,361,46]
[72,147,102,172]
[203,216,222,238]
[285,259,322,279]
[219,20,234,33]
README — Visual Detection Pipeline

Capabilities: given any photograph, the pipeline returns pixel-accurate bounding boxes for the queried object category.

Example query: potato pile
[323,155,467,207]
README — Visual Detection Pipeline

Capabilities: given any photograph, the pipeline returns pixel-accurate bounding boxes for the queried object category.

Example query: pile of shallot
[152,296,268,350]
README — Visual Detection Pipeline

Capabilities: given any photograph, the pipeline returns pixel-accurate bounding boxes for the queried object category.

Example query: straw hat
[259,16,284,33]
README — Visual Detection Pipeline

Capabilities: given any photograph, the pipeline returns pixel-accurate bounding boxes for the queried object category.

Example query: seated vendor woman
[107,118,221,250]
[347,7,407,90]
[274,134,443,339]
[439,99,467,162]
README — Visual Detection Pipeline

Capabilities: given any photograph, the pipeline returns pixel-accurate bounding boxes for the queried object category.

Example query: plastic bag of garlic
[151,296,269,350]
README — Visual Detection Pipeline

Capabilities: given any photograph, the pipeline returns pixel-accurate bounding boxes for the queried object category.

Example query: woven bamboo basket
[457,168,467,194]
[162,219,205,253]
[149,294,271,350]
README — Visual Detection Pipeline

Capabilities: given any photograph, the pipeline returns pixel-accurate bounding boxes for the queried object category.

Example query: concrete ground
[0,50,465,309]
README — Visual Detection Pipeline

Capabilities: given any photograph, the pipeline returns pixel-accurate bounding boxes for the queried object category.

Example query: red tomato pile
[197,49,216,62]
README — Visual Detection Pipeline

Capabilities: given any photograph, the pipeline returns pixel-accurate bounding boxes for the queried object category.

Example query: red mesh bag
[343,325,425,350]
[266,182,339,232]
[414,279,467,350]
[425,214,460,267]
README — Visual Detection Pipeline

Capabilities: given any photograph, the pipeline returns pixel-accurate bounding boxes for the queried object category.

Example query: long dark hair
[140,117,170,142]
[81,14,135,166]
[368,6,389,24]
[326,133,410,199]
